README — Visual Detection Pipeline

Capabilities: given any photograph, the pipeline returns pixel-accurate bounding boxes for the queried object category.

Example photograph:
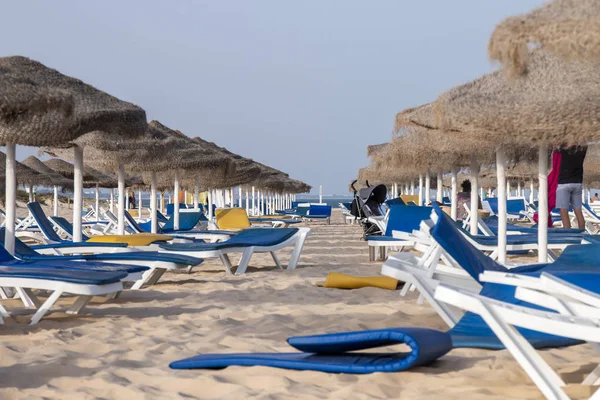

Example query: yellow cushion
[315,272,398,290]
[215,208,251,230]
[399,195,419,205]
[87,233,173,246]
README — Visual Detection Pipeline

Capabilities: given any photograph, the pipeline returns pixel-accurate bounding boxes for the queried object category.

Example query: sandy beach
[0,208,595,399]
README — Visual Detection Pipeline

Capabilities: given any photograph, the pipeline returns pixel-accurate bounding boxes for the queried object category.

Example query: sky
[1,0,546,195]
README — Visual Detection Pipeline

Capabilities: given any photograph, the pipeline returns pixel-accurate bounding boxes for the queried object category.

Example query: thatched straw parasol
[2,56,147,243]
[434,50,600,146]
[489,0,600,77]
[0,73,74,146]
[22,156,73,189]
[0,152,48,187]
[0,57,147,142]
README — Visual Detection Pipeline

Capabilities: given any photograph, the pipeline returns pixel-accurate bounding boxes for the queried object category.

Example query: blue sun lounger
[0,244,126,324]
[383,203,600,328]
[3,229,203,289]
[158,227,311,274]
[367,205,432,261]
[122,210,235,241]
[302,205,332,224]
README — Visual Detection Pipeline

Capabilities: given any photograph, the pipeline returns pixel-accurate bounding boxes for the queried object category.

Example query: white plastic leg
[271,252,283,269]
[30,290,63,325]
[219,254,234,275]
[287,231,309,270]
[235,248,255,275]
[67,296,93,315]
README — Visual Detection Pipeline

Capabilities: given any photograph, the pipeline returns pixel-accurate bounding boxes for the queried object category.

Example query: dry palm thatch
[0,72,75,146]
[0,56,147,146]
[366,143,390,158]
[0,152,48,186]
[394,103,439,132]
[43,158,118,188]
[489,0,600,77]
[21,156,74,189]
[434,50,600,146]
[42,120,231,175]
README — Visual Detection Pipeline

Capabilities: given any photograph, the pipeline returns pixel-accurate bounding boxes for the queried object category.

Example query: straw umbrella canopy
[42,120,231,233]
[0,152,48,187]
[21,156,74,189]
[488,0,600,77]
[434,50,600,146]
[433,49,600,263]
[0,56,147,244]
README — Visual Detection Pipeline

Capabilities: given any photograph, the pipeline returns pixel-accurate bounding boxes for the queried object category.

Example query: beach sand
[0,208,598,399]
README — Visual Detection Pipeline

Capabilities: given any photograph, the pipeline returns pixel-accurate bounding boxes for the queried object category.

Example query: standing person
[593,193,599,203]
[556,145,587,229]
[456,179,482,221]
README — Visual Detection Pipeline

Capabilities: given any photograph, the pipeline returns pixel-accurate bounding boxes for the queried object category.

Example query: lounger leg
[219,254,234,275]
[30,290,63,325]
[369,246,375,262]
[131,268,166,290]
[271,252,283,269]
[0,287,11,300]
[186,266,194,274]
[67,296,93,315]
[235,248,255,275]
[15,287,40,309]
[477,302,569,400]
[287,231,309,270]
[583,365,600,386]
[379,246,386,261]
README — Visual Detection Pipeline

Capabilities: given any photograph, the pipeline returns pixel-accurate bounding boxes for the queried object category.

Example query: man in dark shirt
[556,145,587,228]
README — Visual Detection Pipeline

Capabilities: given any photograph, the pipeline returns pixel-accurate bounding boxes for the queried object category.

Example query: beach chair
[366,205,430,261]
[381,204,600,324]
[0,243,125,324]
[3,229,203,289]
[216,207,300,230]
[116,210,234,242]
[303,205,332,224]
[434,273,600,400]
[156,227,311,275]
[582,203,600,234]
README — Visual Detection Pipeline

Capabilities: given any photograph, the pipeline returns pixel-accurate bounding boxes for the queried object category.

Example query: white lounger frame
[435,281,600,400]
[158,227,310,275]
[0,278,123,325]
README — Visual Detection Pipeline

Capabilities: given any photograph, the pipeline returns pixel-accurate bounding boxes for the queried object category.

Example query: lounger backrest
[506,199,527,215]
[399,195,419,205]
[0,229,33,259]
[429,204,506,281]
[166,203,188,216]
[442,196,451,205]
[123,210,147,233]
[295,206,310,216]
[308,205,332,216]
[215,208,251,231]
[161,212,204,232]
[385,205,432,237]
[27,202,64,242]
[156,210,169,224]
[484,198,498,214]
[291,202,300,209]
[50,216,91,241]
[583,203,600,221]
[385,198,406,207]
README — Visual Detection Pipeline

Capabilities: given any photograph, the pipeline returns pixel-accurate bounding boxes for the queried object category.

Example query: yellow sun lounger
[316,272,399,290]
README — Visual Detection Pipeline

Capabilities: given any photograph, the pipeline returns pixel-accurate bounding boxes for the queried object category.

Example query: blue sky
[2,1,544,194]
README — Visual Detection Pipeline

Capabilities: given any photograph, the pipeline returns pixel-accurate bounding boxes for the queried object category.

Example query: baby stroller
[350,180,387,238]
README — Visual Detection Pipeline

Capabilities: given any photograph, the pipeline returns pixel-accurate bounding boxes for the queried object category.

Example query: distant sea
[295,196,354,208]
